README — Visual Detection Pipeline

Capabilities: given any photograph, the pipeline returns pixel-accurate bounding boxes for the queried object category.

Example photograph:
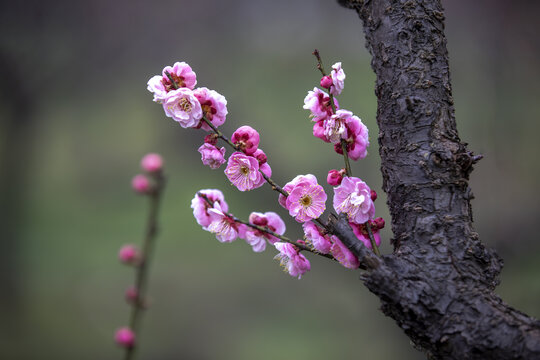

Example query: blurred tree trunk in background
[333,1,540,358]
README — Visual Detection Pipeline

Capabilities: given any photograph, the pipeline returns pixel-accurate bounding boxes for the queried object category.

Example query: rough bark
[329,1,540,358]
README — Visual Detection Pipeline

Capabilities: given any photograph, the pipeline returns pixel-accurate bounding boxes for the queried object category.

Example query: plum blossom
[194,87,228,131]
[350,221,382,250]
[329,62,346,96]
[198,143,226,169]
[333,177,375,224]
[207,202,246,243]
[224,152,263,191]
[303,87,339,122]
[333,114,369,160]
[327,169,344,186]
[274,242,311,279]
[147,61,197,103]
[162,88,202,128]
[245,212,286,252]
[302,221,332,254]
[330,236,360,269]
[278,174,318,209]
[285,175,327,222]
[231,126,260,156]
[191,189,229,229]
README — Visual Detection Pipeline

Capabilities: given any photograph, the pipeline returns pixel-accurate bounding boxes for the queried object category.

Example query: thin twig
[123,173,165,360]
[365,221,381,257]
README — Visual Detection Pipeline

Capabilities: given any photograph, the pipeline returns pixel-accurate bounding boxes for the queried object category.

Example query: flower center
[350,193,365,207]
[240,165,250,175]
[202,103,213,119]
[179,97,192,112]
[300,195,312,207]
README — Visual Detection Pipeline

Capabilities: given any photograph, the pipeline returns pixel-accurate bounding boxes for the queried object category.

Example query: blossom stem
[165,71,179,90]
[124,172,166,360]
[365,221,381,257]
[196,192,334,260]
[340,140,352,177]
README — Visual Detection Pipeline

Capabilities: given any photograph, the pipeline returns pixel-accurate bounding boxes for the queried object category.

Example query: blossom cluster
[304,62,369,160]
[149,57,386,280]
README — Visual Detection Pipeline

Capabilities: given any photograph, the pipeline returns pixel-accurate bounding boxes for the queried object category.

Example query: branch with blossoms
[145,54,386,280]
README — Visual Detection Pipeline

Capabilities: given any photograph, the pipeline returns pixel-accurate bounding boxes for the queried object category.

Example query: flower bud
[327,169,343,186]
[115,327,135,348]
[125,286,138,304]
[320,75,333,89]
[204,134,218,145]
[252,149,267,165]
[231,125,260,155]
[131,174,150,194]
[118,244,139,265]
[140,153,163,173]
[370,189,377,201]
[373,217,385,230]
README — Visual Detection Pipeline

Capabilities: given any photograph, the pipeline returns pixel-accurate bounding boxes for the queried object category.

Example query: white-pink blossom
[191,189,229,229]
[224,152,263,191]
[245,212,286,252]
[274,242,311,279]
[302,221,332,254]
[329,62,346,96]
[333,177,375,224]
[207,202,244,243]
[147,61,197,103]
[303,87,339,122]
[162,88,202,128]
[198,143,226,169]
[285,176,327,223]
[194,87,228,131]
[333,114,369,160]
[330,235,360,269]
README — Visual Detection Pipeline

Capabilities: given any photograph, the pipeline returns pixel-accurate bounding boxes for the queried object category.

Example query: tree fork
[332,0,540,358]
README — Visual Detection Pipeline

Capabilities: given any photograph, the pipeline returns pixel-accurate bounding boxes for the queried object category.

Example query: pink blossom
[231,126,260,156]
[302,221,332,254]
[278,174,318,209]
[204,134,218,145]
[245,212,286,252]
[162,88,202,128]
[118,244,139,264]
[207,202,244,243]
[324,109,358,144]
[252,148,268,165]
[320,75,333,89]
[329,62,346,96]
[330,235,360,269]
[224,152,263,191]
[140,153,163,173]
[191,189,229,229]
[312,120,329,142]
[350,221,382,249]
[115,327,136,348]
[254,162,271,188]
[194,87,228,131]
[333,177,375,224]
[274,242,311,279]
[147,61,197,102]
[303,87,339,122]
[198,143,226,169]
[285,176,327,223]
[327,169,344,186]
[131,174,151,194]
[333,114,369,160]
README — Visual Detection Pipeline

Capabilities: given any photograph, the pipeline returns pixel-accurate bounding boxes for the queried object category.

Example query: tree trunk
[330,1,540,358]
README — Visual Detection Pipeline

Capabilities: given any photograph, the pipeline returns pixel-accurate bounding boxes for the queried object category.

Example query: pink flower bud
[140,153,163,173]
[370,189,377,201]
[231,125,260,156]
[115,327,135,348]
[131,174,150,194]
[125,286,138,304]
[327,169,343,186]
[252,149,267,165]
[320,75,333,89]
[204,134,218,145]
[118,244,139,265]
[373,217,385,230]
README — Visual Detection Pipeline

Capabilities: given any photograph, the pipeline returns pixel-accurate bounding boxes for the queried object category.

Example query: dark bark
[330,1,540,358]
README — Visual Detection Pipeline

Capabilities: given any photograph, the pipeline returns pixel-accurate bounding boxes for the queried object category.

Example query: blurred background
[1,0,539,359]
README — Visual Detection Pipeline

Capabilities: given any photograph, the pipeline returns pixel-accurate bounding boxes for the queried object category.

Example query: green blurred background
[1,0,539,359]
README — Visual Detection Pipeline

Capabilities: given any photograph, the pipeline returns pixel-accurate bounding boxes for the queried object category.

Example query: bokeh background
[1,0,539,359]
